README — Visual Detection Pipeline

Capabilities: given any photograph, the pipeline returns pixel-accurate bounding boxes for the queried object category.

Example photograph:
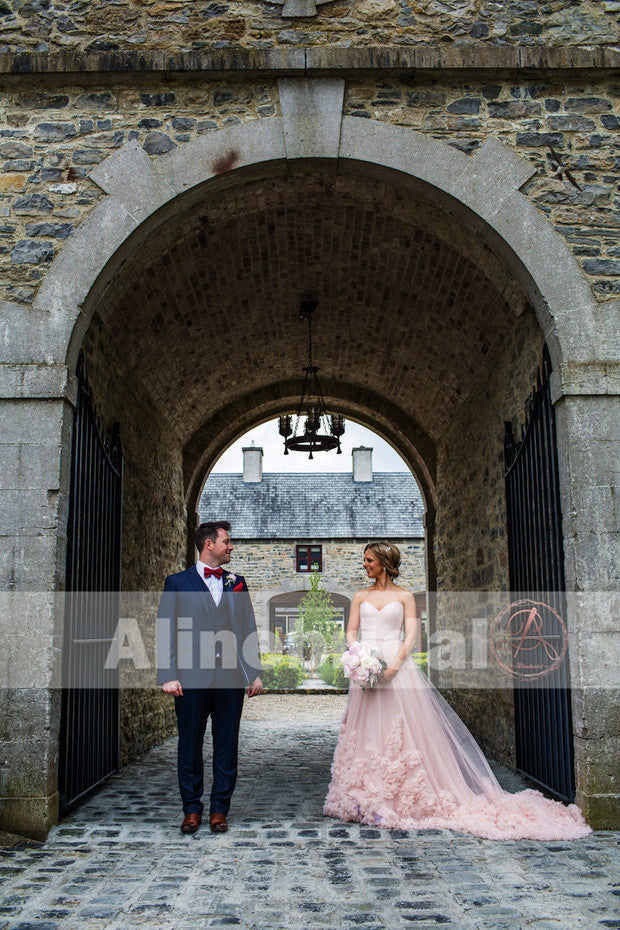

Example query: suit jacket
[156,566,262,689]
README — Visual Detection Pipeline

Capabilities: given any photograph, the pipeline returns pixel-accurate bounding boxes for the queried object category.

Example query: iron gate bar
[504,345,575,803]
[58,352,124,814]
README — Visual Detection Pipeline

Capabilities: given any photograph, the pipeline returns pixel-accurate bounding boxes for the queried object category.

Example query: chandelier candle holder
[278,300,345,458]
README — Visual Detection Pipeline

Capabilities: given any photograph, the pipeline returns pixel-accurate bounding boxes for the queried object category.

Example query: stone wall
[0,0,615,54]
[0,74,618,311]
[433,307,545,765]
[345,78,620,301]
[0,7,617,834]
[222,537,426,635]
[0,79,277,306]
[81,314,186,763]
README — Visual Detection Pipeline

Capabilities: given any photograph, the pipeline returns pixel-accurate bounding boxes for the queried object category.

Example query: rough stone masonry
[0,0,618,841]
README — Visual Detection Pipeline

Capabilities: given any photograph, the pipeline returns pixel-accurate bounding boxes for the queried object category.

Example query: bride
[323,541,591,840]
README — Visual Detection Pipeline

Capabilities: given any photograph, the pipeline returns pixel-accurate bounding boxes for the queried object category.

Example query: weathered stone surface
[142,130,177,155]
[488,100,543,118]
[0,174,27,193]
[566,96,614,112]
[12,193,53,215]
[80,314,186,763]
[601,114,620,129]
[0,791,59,842]
[74,91,117,110]
[13,93,69,109]
[446,96,481,115]
[279,77,344,159]
[0,141,34,158]
[140,92,176,107]
[0,76,617,308]
[33,121,77,142]
[583,258,620,275]
[10,238,54,264]
[548,114,597,131]
[71,148,106,165]
[24,222,72,239]
[0,0,616,56]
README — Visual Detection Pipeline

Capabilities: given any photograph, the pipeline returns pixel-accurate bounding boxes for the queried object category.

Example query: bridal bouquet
[341,641,387,690]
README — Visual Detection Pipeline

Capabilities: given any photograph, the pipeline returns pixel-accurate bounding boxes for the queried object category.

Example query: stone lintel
[0,45,618,79]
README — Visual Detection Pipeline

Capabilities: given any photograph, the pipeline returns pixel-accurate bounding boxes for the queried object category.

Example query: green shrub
[275,658,302,689]
[260,654,280,690]
[260,654,303,689]
[317,654,335,685]
[412,652,428,675]
[332,662,349,689]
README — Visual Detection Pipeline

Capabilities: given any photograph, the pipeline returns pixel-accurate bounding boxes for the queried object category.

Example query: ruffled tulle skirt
[323,656,591,840]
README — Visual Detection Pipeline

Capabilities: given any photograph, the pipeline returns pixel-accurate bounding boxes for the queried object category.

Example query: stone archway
[3,77,617,838]
[35,78,607,378]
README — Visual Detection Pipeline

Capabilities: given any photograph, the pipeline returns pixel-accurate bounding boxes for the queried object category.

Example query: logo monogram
[490,599,568,680]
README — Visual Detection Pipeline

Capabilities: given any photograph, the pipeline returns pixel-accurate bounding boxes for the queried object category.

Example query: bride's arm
[346,593,362,646]
[383,593,418,681]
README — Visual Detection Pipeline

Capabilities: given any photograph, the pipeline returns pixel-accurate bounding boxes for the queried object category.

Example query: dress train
[323,601,591,840]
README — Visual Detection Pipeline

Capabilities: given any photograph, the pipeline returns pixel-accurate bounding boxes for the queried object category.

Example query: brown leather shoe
[180,812,202,834]
[210,812,228,833]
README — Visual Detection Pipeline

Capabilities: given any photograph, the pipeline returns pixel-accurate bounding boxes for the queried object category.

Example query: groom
[157,521,263,834]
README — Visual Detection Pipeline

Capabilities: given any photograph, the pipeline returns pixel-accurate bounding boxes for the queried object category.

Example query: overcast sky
[211,417,410,473]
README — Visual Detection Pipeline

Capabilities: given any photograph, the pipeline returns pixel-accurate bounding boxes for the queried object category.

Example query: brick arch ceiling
[98,173,530,447]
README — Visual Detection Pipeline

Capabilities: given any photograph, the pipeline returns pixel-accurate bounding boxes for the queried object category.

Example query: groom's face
[207,528,233,565]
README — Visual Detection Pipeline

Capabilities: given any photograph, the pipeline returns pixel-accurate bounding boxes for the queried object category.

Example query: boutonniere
[224,572,244,592]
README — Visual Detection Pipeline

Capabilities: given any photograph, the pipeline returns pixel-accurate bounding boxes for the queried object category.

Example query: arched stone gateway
[1,78,617,839]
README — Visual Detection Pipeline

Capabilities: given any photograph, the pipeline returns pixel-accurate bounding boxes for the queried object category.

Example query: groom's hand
[162,680,183,697]
[247,677,263,698]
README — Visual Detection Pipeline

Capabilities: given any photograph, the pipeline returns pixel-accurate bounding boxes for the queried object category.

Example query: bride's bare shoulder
[352,588,373,601]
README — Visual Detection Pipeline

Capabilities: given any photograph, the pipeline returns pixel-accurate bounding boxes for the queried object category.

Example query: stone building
[199,445,427,648]
[0,1,618,838]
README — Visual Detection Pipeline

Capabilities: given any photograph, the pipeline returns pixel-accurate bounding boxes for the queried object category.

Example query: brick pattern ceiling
[99,174,528,447]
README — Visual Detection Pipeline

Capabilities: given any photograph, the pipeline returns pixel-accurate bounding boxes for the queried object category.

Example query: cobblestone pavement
[1,695,619,930]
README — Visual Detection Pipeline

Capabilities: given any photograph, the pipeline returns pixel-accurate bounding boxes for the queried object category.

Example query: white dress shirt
[196,559,223,607]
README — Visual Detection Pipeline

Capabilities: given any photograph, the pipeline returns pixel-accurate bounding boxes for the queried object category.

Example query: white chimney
[242,444,263,483]
[352,446,373,482]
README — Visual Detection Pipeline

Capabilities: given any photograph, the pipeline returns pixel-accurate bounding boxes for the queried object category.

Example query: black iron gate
[58,351,124,813]
[504,345,575,802]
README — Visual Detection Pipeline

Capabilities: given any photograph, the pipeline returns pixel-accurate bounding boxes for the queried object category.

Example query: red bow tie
[204,567,223,579]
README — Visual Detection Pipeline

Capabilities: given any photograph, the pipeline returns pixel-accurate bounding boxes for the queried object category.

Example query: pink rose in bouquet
[341,641,387,689]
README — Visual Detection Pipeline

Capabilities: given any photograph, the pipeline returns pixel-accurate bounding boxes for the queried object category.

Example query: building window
[296,545,322,572]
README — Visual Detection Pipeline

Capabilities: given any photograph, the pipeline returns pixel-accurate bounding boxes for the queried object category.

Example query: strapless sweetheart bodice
[359,600,404,643]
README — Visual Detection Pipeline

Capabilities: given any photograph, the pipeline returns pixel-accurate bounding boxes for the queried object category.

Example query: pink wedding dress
[323,600,591,840]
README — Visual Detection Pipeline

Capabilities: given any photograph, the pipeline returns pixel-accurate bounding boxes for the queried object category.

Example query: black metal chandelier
[278,299,345,458]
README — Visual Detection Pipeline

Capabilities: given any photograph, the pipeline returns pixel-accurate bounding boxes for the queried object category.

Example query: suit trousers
[174,687,245,815]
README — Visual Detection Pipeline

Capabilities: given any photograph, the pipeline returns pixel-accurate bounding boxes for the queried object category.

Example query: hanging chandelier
[278,299,345,459]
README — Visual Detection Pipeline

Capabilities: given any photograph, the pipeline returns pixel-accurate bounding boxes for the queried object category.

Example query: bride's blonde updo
[364,541,401,578]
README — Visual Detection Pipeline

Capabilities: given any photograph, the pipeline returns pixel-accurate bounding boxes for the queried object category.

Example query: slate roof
[198,473,425,539]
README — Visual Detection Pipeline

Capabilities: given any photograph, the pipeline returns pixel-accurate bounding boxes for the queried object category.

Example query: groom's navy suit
[157,565,261,816]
